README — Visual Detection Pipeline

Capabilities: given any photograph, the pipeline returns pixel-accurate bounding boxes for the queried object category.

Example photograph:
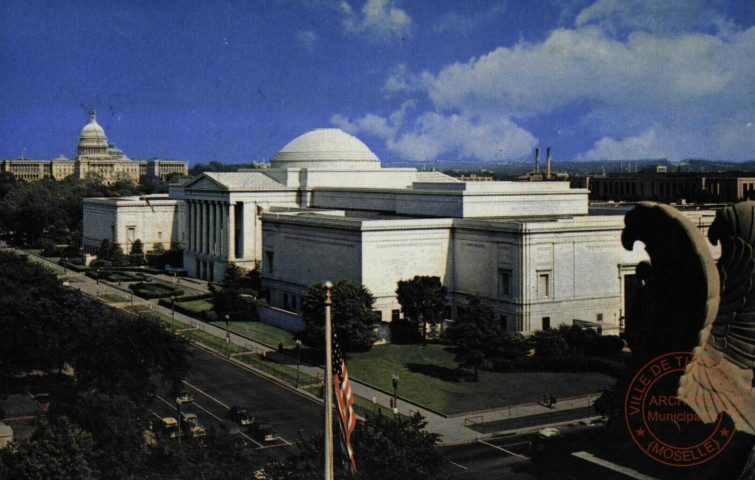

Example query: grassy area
[213,321,296,348]
[176,299,214,313]
[183,329,247,355]
[99,293,128,303]
[346,344,613,415]
[124,305,190,328]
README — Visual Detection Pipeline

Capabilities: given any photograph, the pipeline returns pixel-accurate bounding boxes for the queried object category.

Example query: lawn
[346,344,614,415]
[176,299,214,313]
[98,293,128,303]
[213,321,296,348]
[124,305,189,328]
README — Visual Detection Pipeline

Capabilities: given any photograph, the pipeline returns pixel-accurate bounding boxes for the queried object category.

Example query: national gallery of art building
[83,128,716,334]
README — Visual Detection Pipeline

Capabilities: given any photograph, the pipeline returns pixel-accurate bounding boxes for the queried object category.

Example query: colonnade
[185,199,237,259]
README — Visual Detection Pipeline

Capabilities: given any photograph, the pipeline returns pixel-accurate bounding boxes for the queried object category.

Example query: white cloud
[581,118,755,161]
[388,113,537,162]
[297,30,318,51]
[341,0,413,43]
[432,5,507,35]
[383,64,432,94]
[419,24,755,160]
[575,0,736,37]
[333,107,536,162]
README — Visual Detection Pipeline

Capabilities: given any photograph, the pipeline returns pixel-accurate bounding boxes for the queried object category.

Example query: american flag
[333,332,357,475]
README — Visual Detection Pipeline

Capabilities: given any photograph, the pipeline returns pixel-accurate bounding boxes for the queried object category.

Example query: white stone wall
[82,197,184,253]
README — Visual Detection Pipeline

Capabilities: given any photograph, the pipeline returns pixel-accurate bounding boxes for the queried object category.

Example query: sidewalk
[24,250,602,445]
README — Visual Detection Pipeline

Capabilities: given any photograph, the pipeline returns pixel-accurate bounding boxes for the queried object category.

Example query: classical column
[198,201,205,254]
[186,201,192,252]
[194,200,202,253]
[227,202,236,260]
[209,202,216,255]
[220,202,227,257]
[215,202,221,256]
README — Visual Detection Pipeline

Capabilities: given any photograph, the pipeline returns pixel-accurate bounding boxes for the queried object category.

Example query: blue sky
[1,0,753,165]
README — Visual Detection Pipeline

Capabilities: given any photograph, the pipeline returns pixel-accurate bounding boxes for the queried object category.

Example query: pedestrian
[551,395,558,408]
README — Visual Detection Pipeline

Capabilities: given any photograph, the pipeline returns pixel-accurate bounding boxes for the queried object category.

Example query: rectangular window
[542,317,551,330]
[597,313,603,322]
[538,273,550,298]
[391,310,400,322]
[291,296,297,312]
[498,269,511,297]
[126,226,136,242]
[157,231,162,240]
[265,251,274,274]
[500,314,508,332]
[283,293,290,310]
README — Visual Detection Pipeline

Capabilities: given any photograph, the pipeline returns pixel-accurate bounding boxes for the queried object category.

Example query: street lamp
[295,339,302,388]
[392,374,399,414]
[225,314,230,357]
[96,268,100,297]
[171,295,176,332]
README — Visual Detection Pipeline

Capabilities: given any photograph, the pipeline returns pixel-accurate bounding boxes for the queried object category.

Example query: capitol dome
[270,128,381,170]
[77,109,109,157]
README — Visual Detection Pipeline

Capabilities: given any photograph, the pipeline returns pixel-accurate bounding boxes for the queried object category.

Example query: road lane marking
[477,439,529,459]
[182,381,230,410]
[449,461,468,470]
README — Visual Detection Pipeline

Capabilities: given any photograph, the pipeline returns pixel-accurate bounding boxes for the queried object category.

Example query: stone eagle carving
[622,201,755,477]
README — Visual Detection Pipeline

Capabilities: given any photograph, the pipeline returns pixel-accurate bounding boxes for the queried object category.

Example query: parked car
[228,406,254,426]
[249,422,278,443]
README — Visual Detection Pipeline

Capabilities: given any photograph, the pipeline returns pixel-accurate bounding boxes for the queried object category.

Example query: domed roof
[270,128,381,170]
[77,110,109,157]
[80,110,107,138]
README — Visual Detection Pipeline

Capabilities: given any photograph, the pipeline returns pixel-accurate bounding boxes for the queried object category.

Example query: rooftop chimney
[546,147,552,180]
[535,148,540,173]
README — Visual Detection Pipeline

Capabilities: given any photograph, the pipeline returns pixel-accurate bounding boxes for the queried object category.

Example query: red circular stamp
[624,351,739,467]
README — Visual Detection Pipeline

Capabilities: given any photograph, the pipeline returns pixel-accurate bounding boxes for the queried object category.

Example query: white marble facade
[84,127,716,334]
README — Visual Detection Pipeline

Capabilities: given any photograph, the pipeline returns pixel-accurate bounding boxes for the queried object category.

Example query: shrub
[128,282,183,299]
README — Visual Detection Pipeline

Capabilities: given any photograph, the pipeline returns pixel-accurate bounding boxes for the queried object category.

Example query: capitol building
[83,128,715,334]
[1,110,188,184]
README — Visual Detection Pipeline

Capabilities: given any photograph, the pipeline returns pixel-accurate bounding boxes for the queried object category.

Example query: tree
[529,328,569,359]
[213,262,258,320]
[151,242,166,255]
[50,392,148,477]
[0,418,98,480]
[130,238,144,255]
[301,280,377,352]
[396,276,447,343]
[444,296,503,380]
[265,413,443,480]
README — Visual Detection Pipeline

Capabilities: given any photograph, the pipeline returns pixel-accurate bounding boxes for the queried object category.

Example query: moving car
[180,412,206,440]
[160,417,180,439]
[228,406,254,426]
[249,422,278,443]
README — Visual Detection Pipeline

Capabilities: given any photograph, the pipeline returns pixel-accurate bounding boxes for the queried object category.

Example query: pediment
[184,176,227,192]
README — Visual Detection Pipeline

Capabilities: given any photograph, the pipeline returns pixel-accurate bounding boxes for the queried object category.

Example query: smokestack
[535,148,540,173]
[546,147,552,180]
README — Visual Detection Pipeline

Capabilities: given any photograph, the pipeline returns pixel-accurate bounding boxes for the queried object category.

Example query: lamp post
[96,268,100,297]
[295,339,301,388]
[392,374,399,415]
[225,314,230,357]
[171,295,176,332]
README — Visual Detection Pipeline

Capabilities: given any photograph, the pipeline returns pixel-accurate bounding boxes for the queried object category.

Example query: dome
[270,128,381,170]
[78,109,109,157]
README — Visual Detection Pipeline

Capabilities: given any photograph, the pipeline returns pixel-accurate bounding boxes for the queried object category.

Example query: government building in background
[83,128,719,335]
[1,110,188,184]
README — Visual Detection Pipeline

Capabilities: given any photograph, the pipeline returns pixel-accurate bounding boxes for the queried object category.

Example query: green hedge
[493,355,625,376]
[128,282,184,299]
[59,259,89,273]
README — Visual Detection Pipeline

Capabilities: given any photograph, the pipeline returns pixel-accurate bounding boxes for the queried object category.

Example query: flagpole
[324,281,334,480]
